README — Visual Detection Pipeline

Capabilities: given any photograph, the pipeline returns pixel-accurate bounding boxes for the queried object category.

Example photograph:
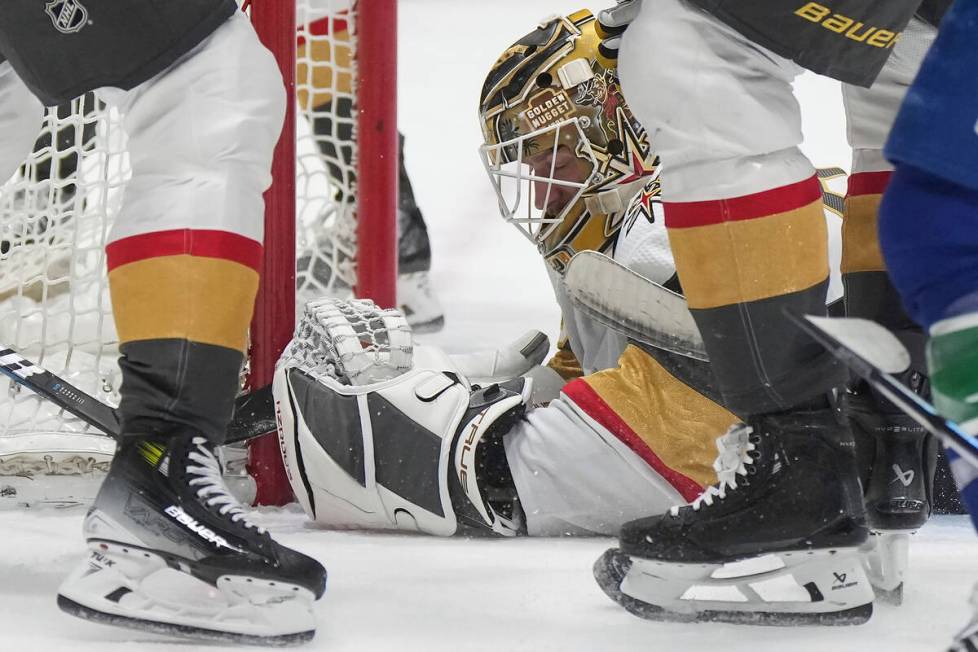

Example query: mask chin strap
[584,177,649,216]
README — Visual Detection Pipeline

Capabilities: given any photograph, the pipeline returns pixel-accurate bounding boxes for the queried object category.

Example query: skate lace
[185,437,266,534]
[672,423,757,515]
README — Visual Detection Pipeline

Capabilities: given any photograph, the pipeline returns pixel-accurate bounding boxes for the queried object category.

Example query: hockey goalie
[273,10,739,538]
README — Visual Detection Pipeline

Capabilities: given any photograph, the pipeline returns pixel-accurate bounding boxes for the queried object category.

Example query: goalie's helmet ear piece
[477,8,658,274]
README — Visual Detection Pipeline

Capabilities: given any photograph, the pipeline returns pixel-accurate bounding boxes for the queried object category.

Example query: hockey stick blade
[798,316,911,374]
[0,346,274,445]
[564,251,708,361]
[788,312,978,469]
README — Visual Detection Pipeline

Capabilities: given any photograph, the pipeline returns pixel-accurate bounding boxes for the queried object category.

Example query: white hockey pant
[618,0,935,199]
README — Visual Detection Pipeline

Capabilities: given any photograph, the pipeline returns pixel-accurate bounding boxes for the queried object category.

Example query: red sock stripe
[847,171,892,198]
[562,379,703,502]
[665,175,822,228]
[106,230,263,273]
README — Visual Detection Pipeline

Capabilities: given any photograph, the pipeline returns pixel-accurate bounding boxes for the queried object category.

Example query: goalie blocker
[273,299,531,536]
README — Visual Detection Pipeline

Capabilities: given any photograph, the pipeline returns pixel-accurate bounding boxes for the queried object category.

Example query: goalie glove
[448,329,550,386]
[273,298,530,537]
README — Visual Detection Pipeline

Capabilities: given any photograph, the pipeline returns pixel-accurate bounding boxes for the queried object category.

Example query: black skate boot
[844,373,937,604]
[58,434,326,646]
[594,404,873,626]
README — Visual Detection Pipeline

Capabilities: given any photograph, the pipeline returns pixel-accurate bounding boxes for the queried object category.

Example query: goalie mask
[478,9,658,273]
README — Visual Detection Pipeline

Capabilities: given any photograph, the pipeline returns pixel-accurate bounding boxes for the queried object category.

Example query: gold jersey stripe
[580,345,736,489]
[109,255,259,352]
[842,193,886,273]
[668,199,829,309]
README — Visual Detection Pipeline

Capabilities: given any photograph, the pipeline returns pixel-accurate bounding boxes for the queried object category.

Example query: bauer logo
[794,3,900,49]
[46,0,89,34]
[164,505,235,551]
[832,571,857,590]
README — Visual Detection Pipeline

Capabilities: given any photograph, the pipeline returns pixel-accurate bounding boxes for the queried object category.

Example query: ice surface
[3,509,977,651]
[2,1,966,650]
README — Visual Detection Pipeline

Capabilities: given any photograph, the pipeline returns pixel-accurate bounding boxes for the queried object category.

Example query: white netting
[0,94,124,496]
[0,1,378,503]
[280,298,412,386]
[295,0,360,301]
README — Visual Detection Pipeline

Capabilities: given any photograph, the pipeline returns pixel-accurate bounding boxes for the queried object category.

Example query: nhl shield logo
[45,0,89,34]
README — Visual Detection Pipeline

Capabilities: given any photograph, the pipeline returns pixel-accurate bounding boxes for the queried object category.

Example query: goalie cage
[0,0,398,508]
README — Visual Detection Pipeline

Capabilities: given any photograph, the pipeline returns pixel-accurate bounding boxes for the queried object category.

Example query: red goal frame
[247,0,399,506]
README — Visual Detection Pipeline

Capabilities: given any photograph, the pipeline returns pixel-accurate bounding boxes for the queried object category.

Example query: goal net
[0,0,397,507]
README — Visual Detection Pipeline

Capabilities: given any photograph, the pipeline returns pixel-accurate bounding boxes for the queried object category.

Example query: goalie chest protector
[0,0,237,106]
[686,0,923,87]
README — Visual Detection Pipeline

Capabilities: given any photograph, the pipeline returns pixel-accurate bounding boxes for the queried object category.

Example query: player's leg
[839,17,941,602]
[876,4,978,646]
[601,0,872,623]
[298,18,444,331]
[506,344,737,536]
[274,300,735,537]
[56,13,325,645]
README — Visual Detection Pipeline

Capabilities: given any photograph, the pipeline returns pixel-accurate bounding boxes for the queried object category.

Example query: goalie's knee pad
[273,298,530,536]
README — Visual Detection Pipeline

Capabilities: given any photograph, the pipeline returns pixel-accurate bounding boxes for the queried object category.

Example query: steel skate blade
[873,583,904,605]
[599,548,874,626]
[593,548,690,622]
[57,594,315,647]
[58,545,319,646]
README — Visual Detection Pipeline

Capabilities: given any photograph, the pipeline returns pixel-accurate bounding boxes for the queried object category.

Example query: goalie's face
[479,117,600,252]
[525,144,593,214]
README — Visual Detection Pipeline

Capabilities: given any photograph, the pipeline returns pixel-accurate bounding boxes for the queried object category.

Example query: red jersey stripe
[562,379,703,502]
[847,170,892,197]
[665,175,822,228]
[106,229,263,273]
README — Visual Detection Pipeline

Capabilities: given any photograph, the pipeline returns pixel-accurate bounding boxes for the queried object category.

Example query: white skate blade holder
[620,548,874,620]
[58,542,317,646]
[861,530,911,604]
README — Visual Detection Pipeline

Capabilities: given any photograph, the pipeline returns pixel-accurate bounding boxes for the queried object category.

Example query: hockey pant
[618,0,934,414]
[0,13,285,443]
[506,344,736,535]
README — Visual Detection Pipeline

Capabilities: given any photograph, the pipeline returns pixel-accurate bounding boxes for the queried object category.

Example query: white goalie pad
[274,298,530,536]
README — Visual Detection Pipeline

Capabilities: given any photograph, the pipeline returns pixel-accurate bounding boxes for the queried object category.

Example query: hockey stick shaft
[788,313,978,468]
[0,347,122,438]
[0,346,274,445]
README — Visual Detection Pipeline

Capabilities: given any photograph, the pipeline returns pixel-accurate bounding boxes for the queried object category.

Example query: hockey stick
[788,312,978,468]
[0,346,275,445]
[563,250,708,360]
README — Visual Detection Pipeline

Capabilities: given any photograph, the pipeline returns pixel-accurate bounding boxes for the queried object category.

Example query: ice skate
[594,407,874,625]
[57,434,326,646]
[845,376,935,604]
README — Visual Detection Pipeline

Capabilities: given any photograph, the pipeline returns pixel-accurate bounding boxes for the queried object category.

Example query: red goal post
[248,0,399,505]
[0,1,398,508]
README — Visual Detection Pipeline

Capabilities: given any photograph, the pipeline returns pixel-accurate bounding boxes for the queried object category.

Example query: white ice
[3,1,974,650]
